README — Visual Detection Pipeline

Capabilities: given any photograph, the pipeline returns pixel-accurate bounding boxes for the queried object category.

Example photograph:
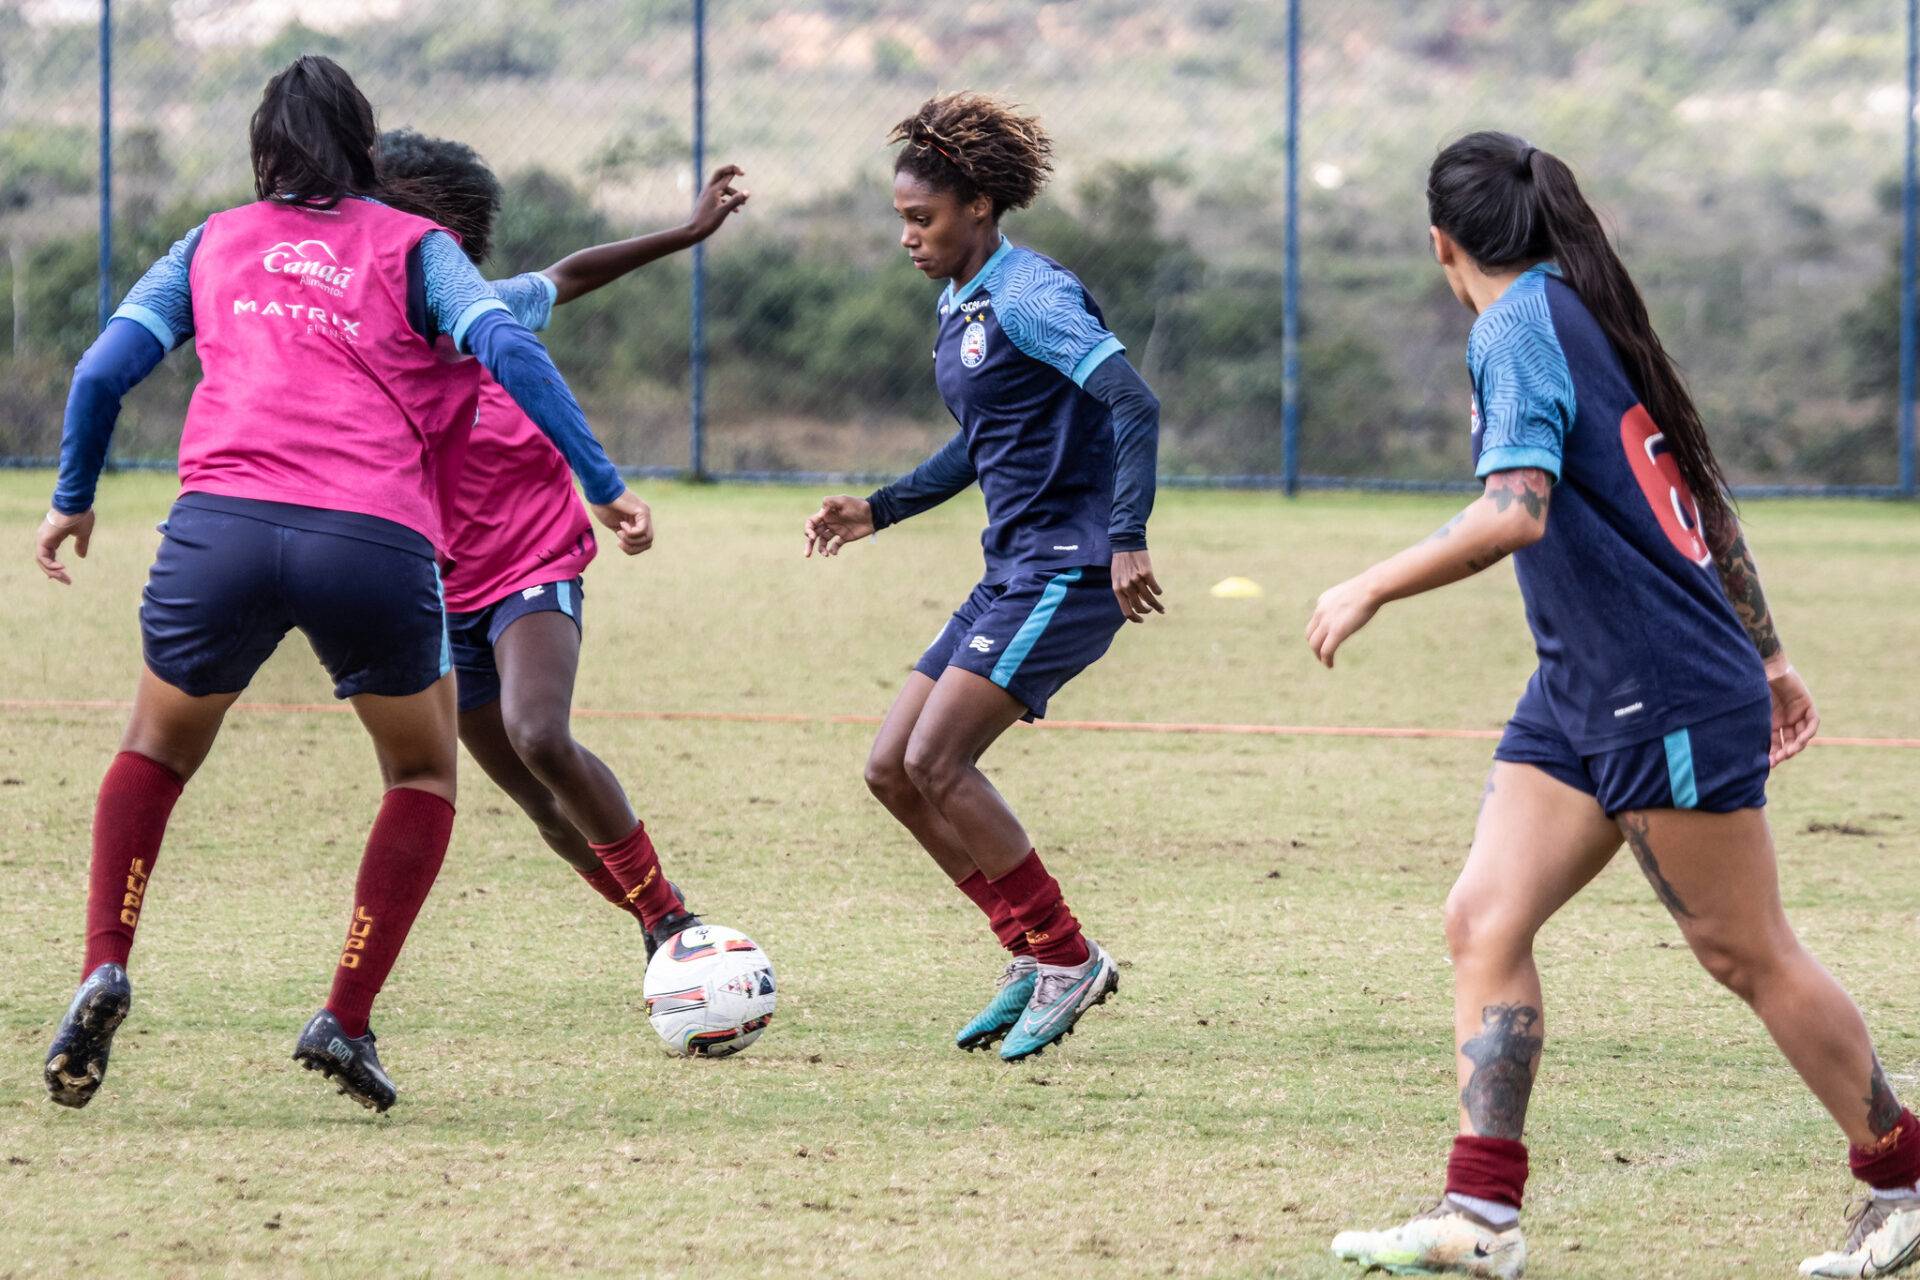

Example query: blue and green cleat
[955,956,1037,1052]
[999,939,1119,1062]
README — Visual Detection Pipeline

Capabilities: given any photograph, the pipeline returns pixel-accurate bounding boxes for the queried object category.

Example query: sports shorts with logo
[141,493,449,700]
[914,567,1125,719]
[1493,672,1771,816]
[445,577,585,712]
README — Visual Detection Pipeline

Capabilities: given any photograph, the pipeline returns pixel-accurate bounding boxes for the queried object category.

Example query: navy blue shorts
[914,567,1125,719]
[141,497,448,701]
[1495,679,1772,816]
[446,578,584,713]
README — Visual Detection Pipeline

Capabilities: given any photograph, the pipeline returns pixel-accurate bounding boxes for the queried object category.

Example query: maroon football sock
[1854,1110,1920,1191]
[576,863,647,923]
[325,787,455,1038]
[988,850,1089,968]
[955,870,1033,957]
[591,821,684,929]
[82,751,184,976]
[1446,1135,1530,1210]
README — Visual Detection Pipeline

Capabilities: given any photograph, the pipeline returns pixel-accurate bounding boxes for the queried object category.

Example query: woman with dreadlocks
[1313,132,1920,1279]
[802,93,1163,1063]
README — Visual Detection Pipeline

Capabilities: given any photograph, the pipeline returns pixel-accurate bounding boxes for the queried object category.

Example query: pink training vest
[178,199,473,549]
[437,374,596,613]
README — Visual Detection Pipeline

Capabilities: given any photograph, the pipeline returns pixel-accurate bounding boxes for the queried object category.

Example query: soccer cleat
[1799,1195,1920,1277]
[956,956,1037,1052]
[292,1009,397,1113]
[998,939,1119,1062]
[44,963,133,1109]
[1330,1199,1526,1278]
[643,883,703,961]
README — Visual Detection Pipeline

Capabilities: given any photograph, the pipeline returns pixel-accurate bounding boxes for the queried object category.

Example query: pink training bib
[178,199,474,549]
[437,374,596,613]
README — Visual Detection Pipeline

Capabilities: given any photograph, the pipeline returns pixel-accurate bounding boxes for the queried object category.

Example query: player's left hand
[589,490,653,555]
[1764,657,1818,767]
[1306,575,1380,668]
[35,507,94,585]
[1111,549,1163,623]
[688,165,749,240]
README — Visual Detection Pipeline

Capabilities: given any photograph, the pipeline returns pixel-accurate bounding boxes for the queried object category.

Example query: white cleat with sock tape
[1331,1195,1526,1278]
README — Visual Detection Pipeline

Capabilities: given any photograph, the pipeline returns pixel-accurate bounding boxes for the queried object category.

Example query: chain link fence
[1,0,1914,494]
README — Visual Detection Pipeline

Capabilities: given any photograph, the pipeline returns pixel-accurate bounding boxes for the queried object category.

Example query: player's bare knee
[901,737,963,806]
[1444,887,1530,969]
[504,715,577,781]
[1685,925,1793,1006]
[864,751,914,807]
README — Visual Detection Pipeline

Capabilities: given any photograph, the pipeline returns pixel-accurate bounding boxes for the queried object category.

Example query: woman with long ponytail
[1310,132,1918,1278]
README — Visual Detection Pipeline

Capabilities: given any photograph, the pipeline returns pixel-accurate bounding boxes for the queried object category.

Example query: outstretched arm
[803,432,975,557]
[1704,506,1816,765]
[1306,468,1552,667]
[545,165,748,305]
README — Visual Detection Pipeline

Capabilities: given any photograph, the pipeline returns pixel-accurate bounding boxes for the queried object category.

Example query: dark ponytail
[1428,131,1732,528]
[249,55,380,210]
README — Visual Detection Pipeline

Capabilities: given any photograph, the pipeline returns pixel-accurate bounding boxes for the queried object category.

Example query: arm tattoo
[1620,812,1693,920]
[1704,509,1782,662]
[1483,469,1551,523]
[1423,510,1467,543]
[1868,1056,1904,1139]
[1465,548,1509,573]
[1459,1003,1542,1140]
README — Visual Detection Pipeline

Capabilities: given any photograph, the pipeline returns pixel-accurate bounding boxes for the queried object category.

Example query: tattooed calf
[1460,1003,1543,1140]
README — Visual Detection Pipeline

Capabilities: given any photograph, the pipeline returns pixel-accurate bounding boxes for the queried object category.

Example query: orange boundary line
[4,698,1916,749]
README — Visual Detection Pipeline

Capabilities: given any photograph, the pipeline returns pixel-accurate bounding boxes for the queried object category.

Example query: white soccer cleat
[1800,1196,1920,1278]
[1331,1199,1526,1278]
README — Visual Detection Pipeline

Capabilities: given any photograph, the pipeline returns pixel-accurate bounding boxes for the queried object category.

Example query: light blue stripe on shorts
[989,568,1083,688]
[1663,727,1699,809]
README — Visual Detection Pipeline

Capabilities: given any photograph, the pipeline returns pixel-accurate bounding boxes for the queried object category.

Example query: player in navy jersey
[802,94,1163,1062]
[1313,133,1920,1279]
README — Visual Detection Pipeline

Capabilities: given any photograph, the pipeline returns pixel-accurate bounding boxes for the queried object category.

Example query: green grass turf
[0,470,1915,1278]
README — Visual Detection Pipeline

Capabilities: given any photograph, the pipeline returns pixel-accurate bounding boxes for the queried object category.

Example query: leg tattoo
[1869,1056,1904,1139]
[1460,1004,1543,1140]
[1621,813,1693,920]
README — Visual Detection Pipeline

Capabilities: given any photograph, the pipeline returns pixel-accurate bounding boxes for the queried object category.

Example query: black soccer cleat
[45,963,133,1109]
[292,1009,397,1113]
[642,881,703,961]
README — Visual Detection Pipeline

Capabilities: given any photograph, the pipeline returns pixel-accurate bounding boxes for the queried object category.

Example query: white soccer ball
[642,924,776,1058]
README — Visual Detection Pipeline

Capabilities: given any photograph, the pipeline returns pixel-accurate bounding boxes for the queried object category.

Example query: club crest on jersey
[960,320,988,368]
[261,239,356,295]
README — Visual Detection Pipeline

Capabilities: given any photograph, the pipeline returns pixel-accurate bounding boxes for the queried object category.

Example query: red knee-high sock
[1854,1110,1920,1191]
[956,870,1032,957]
[1447,1135,1530,1210]
[325,787,456,1038]
[82,751,185,977]
[988,851,1089,967]
[590,821,684,929]
[576,862,646,924]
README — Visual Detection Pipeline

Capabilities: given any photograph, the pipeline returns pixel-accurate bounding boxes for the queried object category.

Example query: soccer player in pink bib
[373,129,749,953]
[33,58,647,1114]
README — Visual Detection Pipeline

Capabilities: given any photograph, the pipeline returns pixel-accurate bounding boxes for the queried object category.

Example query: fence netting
[0,1,1910,489]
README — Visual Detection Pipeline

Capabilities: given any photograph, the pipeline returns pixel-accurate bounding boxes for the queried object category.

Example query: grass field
[0,470,1916,1279]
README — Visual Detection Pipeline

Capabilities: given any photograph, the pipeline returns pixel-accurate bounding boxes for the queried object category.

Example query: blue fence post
[688,0,708,481]
[1901,0,1918,498]
[97,0,113,331]
[1281,0,1302,498]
